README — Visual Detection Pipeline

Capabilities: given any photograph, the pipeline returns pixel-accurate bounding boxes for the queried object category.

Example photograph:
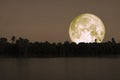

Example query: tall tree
[0,37,7,44]
[11,36,16,43]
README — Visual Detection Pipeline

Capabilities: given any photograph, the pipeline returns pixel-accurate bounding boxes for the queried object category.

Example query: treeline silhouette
[0,36,120,58]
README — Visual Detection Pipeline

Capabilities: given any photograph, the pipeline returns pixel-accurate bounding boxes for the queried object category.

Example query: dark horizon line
[0,36,118,44]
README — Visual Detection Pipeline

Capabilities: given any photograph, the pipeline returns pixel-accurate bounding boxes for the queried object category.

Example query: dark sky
[0,0,120,43]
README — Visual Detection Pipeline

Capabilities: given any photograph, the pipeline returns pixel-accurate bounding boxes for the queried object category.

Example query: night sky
[0,0,120,43]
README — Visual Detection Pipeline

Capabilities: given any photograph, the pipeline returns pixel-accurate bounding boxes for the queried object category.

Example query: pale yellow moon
[69,13,105,44]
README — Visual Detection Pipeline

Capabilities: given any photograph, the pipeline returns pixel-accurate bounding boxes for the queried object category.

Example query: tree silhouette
[112,37,116,44]
[0,37,7,44]
[11,36,16,44]
[0,37,120,58]
[15,37,29,57]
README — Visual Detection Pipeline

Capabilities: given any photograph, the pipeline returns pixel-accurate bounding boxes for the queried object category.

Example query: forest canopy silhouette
[0,36,120,58]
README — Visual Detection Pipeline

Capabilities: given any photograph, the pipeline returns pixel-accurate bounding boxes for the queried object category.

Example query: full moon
[69,13,105,44]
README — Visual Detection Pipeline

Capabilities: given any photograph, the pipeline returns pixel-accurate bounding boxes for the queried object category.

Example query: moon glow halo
[69,13,105,44]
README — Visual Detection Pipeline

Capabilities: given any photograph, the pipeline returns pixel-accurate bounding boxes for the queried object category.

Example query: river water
[0,58,120,80]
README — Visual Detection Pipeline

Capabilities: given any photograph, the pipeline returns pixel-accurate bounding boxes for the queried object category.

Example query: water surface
[0,58,120,80]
